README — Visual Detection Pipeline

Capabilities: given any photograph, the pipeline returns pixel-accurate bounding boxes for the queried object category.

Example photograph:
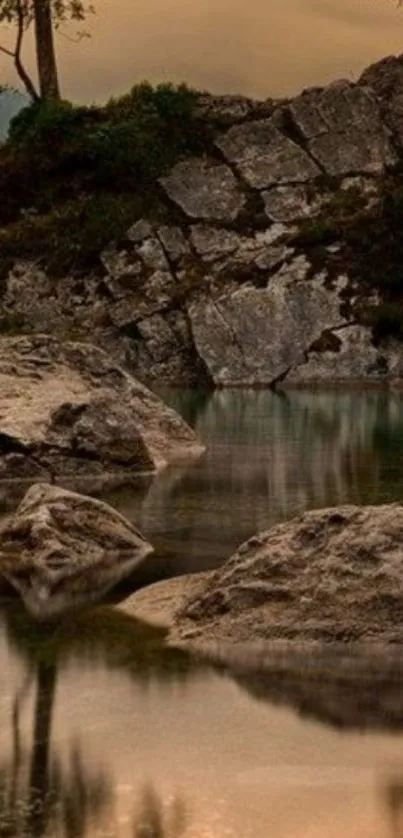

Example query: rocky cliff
[4,55,403,386]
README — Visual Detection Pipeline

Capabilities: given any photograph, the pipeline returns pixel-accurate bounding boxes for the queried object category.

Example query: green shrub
[9,99,94,152]
[7,83,206,188]
[0,192,160,275]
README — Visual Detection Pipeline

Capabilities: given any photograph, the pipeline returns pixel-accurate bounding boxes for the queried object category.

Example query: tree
[0,0,91,102]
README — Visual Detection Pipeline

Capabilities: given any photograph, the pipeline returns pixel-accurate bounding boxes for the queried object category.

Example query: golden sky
[1,0,403,101]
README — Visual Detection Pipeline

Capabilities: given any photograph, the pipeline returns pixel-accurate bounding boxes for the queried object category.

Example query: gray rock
[289,80,397,176]
[136,314,179,362]
[136,236,169,271]
[126,219,154,242]
[360,54,403,150]
[156,226,191,262]
[0,483,153,619]
[285,325,403,383]
[190,225,242,262]
[101,248,143,285]
[262,185,323,222]
[108,270,178,327]
[171,503,403,643]
[0,335,204,479]
[160,158,246,221]
[190,224,292,275]
[189,263,347,385]
[195,92,274,126]
[216,119,320,188]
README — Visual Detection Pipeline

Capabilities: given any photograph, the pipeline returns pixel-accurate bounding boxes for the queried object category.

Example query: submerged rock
[0,334,204,480]
[170,504,403,644]
[0,483,154,619]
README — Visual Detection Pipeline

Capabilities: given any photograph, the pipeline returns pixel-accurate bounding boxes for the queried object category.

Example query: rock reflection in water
[106,389,403,572]
[207,642,403,731]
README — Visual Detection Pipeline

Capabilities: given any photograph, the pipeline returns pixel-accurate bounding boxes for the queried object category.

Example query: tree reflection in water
[0,604,199,838]
[133,784,187,838]
[0,659,112,838]
[385,777,403,838]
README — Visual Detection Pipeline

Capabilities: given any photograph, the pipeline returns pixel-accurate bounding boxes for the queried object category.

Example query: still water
[3,388,403,838]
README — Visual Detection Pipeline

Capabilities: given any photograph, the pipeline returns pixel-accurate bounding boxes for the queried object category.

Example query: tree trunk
[33,0,61,101]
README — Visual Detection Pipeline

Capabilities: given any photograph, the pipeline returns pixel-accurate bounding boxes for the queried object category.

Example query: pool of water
[104,388,403,575]
[2,388,403,838]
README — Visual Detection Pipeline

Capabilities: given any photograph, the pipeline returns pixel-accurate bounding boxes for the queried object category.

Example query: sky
[1,0,403,102]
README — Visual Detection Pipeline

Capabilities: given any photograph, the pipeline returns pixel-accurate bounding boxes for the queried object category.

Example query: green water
[2,388,403,838]
[104,388,403,575]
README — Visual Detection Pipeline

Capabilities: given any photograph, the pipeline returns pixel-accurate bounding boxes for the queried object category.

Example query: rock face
[159,158,246,221]
[0,483,154,619]
[286,325,403,383]
[3,54,403,387]
[0,334,204,480]
[216,119,321,188]
[288,80,396,176]
[171,504,403,644]
[189,264,347,386]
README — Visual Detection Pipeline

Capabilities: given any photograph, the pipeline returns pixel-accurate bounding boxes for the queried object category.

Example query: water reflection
[106,389,403,572]
[207,642,403,732]
[4,605,403,837]
[0,606,199,838]
[0,662,112,838]
[133,784,187,838]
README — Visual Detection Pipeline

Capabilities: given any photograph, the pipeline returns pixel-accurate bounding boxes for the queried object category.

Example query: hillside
[1,56,403,386]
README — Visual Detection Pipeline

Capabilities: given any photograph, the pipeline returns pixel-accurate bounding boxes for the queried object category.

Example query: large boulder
[0,335,204,480]
[360,54,403,150]
[170,504,403,644]
[0,483,154,619]
[188,261,347,385]
[288,80,396,176]
[216,118,321,188]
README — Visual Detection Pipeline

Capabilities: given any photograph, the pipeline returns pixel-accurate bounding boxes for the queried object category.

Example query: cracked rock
[262,185,323,222]
[160,158,246,221]
[289,80,397,176]
[216,118,321,188]
[157,226,191,262]
[188,263,347,385]
[360,54,403,150]
[285,325,403,383]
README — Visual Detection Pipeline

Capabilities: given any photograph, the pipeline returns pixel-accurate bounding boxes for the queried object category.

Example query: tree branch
[0,2,39,100]
[14,0,39,99]
[0,43,15,57]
